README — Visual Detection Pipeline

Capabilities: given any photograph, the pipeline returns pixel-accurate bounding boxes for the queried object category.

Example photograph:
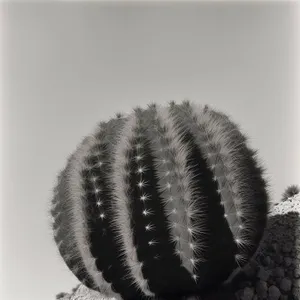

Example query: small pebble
[258,267,270,281]
[279,278,292,292]
[294,278,300,288]
[292,286,300,298]
[294,268,300,279]
[256,281,268,298]
[268,285,281,300]
[244,264,256,278]
[236,289,244,299]
[241,287,254,300]
[284,257,292,267]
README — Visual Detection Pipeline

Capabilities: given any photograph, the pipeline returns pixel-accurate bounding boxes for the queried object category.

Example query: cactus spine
[50,101,269,300]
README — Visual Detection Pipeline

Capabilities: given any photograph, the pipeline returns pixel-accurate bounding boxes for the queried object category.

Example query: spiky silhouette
[281,184,300,201]
[50,101,269,300]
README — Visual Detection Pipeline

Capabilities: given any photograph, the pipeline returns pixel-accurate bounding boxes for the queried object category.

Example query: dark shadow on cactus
[206,211,299,300]
[169,207,299,300]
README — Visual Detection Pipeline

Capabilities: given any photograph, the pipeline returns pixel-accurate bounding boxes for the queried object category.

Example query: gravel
[56,193,300,300]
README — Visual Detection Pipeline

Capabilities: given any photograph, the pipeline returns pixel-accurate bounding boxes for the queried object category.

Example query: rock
[279,278,292,292]
[236,289,244,300]
[292,286,300,299]
[284,257,292,267]
[258,267,270,281]
[241,287,254,300]
[69,285,109,300]
[294,278,300,288]
[244,264,256,278]
[294,268,300,279]
[268,285,281,300]
[256,281,268,298]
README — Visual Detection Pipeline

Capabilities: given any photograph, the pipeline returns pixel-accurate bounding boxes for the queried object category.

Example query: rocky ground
[56,191,300,300]
[231,192,300,300]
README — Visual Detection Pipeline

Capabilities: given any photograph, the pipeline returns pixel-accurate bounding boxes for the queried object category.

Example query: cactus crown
[50,101,269,300]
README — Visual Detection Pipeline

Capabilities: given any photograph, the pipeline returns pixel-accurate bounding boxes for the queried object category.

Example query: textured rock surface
[56,193,300,300]
[233,193,300,300]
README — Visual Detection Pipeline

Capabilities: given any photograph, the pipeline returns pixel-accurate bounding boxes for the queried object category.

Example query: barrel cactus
[50,101,270,300]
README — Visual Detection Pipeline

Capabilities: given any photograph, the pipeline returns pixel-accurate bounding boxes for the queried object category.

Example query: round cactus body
[50,101,269,300]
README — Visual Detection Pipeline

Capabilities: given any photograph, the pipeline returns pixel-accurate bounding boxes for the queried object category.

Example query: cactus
[50,101,270,300]
[281,184,300,202]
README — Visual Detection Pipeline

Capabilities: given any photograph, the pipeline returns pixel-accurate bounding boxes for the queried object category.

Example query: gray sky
[1,2,299,300]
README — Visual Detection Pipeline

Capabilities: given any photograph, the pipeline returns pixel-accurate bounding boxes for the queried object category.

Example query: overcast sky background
[1,1,300,300]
